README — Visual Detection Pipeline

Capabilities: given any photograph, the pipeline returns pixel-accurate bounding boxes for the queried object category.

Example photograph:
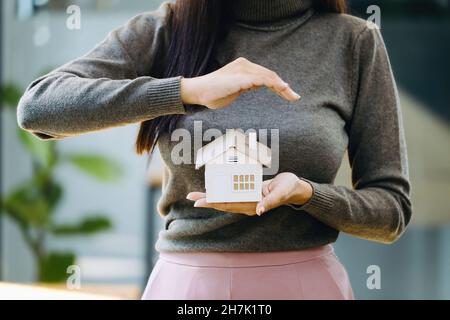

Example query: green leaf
[0,83,23,109]
[3,182,50,226]
[45,181,63,212]
[51,216,112,236]
[19,130,56,167]
[2,178,62,226]
[39,252,76,283]
[65,154,123,182]
[0,197,25,228]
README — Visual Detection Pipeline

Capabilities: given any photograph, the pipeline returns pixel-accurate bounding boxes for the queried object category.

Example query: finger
[252,70,289,93]
[246,63,301,101]
[231,58,300,101]
[239,88,254,94]
[262,180,272,197]
[193,198,212,208]
[257,187,285,215]
[278,85,301,101]
[248,75,300,102]
[255,201,265,216]
[258,180,274,214]
[256,195,275,216]
[186,192,206,201]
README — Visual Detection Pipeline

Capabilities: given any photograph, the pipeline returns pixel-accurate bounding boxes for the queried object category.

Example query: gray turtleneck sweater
[17,0,412,252]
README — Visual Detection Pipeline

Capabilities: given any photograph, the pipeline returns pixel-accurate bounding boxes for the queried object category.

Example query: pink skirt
[142,245,354,300]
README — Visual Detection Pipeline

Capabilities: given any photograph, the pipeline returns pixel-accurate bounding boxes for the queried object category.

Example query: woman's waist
[158,244,334,268]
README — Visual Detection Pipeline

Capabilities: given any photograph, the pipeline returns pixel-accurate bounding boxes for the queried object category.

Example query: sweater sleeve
[295,26,412,244]
[17,2,185,139]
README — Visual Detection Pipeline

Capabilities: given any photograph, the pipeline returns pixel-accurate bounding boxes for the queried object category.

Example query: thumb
[261,179,273,197]
[256,193,277,216]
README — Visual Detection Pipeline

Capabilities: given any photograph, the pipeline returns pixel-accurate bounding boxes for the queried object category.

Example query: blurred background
[0,0,449,299]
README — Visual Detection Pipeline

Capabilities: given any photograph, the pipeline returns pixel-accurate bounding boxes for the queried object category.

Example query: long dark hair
[136,0,348,155]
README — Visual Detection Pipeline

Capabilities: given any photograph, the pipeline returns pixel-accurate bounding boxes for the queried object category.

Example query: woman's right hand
[180,57,301,109]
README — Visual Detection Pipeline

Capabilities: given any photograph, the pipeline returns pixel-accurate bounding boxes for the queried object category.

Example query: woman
[17,0,411,300]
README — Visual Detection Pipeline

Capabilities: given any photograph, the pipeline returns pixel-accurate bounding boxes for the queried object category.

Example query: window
[228,155,239,163]
[233,175,255,191]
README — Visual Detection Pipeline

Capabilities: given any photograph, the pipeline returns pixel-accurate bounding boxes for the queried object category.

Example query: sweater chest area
[159,15,357,183]
[160,92,348,185]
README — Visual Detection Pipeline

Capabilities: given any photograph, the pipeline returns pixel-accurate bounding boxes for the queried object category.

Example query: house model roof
[195,129,272,169]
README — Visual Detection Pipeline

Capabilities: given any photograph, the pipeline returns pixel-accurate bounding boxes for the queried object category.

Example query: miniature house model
[195,130,272,203]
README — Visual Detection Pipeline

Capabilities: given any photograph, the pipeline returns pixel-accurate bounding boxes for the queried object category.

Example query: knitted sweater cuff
[287,178,334,214]
[146,76,186,116]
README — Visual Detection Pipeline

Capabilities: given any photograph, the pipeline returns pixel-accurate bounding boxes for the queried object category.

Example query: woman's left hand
[186,172,313,216]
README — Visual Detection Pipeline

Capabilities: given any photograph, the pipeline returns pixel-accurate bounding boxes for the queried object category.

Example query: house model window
[233,175,255,192]
[195,130,272,203]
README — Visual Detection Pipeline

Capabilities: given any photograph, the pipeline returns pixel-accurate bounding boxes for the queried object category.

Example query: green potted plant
[0,82,123,282]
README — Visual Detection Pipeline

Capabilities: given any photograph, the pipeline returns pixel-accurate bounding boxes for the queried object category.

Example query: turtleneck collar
[230,0,313,23]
